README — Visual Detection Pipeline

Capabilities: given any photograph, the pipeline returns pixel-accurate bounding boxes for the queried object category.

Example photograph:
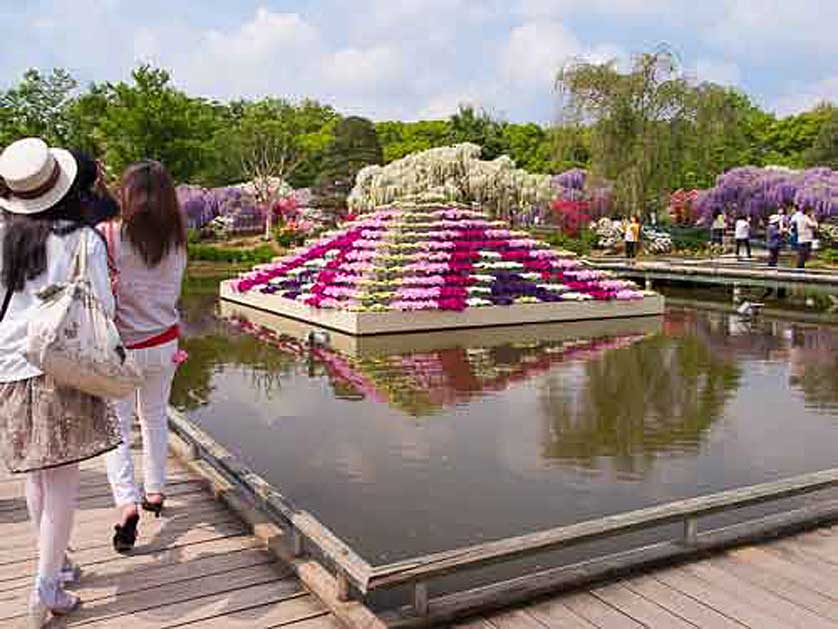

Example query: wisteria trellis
[233,203,645,312]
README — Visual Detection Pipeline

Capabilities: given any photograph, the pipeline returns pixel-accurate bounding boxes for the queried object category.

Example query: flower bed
[231,201,650,315]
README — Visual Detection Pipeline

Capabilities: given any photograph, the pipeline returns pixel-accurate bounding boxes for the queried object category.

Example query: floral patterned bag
[25,231,142,399]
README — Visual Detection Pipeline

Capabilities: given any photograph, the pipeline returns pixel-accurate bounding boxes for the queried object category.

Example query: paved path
[457,525,838,628]
[0,451,343,628]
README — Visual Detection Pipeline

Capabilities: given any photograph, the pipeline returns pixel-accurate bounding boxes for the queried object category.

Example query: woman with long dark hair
[103,160,187,553]
[0,138,121,626]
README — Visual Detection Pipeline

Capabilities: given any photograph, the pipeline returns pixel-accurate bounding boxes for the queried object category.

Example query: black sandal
[141,495,165,518]
[112,513,139,554]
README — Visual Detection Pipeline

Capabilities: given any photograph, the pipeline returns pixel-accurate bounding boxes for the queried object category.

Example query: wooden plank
[291,511,371,592]
[454,618,498,629]
[480,609,548,628]
[654,566,794,628]
[0,536,264,596]
[525,599,599,628]
[561,592,645,628]
[368,471,838,590]
[0,502,242,565]
[707,554,838,622]
[683,561,834,629]
[0,522,248,582]
[0,547,280,618]
[621,575,744,629]
[590,583,696,628]
[0,469,200,501]
[20,564,295,625]
[0,478,207,515]
[268,614,345,629]
[170,599,329,628]
[77,583,308,628]
[381,504,838,628]
[765,539,838,574]
[0,491,227,542]
[727,546,838,600]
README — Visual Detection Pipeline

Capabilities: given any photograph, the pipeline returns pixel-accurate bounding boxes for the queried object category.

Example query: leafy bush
[188,243,275,264]
[542,229,597,256]
[669,226,709,251]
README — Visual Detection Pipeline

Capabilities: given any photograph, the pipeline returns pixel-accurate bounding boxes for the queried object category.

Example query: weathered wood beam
[381,501,838,627]
[369,468,838,590]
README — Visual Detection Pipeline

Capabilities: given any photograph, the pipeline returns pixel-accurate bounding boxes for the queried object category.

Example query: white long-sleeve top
[0,223,114,383]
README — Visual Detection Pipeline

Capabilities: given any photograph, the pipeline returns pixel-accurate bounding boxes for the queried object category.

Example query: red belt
[126,324,180,350]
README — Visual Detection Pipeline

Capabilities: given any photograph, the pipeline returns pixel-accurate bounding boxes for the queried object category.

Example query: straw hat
[0,138,78,215]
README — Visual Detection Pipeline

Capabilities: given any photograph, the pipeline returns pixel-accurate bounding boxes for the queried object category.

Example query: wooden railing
[370,469,837,619]
[167,409,373,595]
[168,408,838,627]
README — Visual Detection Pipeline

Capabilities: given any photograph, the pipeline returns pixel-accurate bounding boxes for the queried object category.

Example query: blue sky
[2,0,836,122]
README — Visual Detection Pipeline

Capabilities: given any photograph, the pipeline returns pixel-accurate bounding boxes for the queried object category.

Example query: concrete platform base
[220,280,665,336]
[219,300,663,358]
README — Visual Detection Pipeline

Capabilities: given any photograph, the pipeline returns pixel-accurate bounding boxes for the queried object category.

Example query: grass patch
[188,243,277,264]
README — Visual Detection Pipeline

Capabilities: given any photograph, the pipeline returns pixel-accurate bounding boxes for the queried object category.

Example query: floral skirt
[0,375,122,473]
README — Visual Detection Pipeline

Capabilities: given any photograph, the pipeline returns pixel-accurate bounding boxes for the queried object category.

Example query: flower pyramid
[233,202,645,312]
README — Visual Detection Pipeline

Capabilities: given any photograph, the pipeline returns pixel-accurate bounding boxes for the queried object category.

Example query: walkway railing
[168,408,838,627]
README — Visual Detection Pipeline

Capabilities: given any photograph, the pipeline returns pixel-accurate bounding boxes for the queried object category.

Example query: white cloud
[3,0,835,123]
[418,89,485,120]
[693,58,741,86]
[771,75,838,116]
[706,0,838,59]
[321,46,404,90]
[500,21,582,87]
[517,0,670,18]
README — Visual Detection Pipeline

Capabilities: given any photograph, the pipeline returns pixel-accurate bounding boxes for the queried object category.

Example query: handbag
[25,229,142,398]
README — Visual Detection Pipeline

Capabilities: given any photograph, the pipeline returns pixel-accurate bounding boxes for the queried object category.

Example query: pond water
[173,276,838,565]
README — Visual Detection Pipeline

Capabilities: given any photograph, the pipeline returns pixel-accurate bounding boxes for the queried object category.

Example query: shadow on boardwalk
[0,451,341,628]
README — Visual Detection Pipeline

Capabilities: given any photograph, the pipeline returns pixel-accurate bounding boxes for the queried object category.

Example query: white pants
[26,463,80,580]
[105,340,177,507]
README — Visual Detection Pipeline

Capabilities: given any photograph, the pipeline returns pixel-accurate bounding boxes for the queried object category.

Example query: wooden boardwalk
[456,524,838,629]
[0,452,343,629]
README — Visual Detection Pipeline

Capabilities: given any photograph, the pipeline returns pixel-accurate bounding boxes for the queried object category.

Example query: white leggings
[26,464,80,580]
[105,341,177,506]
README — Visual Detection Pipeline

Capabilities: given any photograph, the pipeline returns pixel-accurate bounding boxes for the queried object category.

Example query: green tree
[448,105,506,160]
[501,122,555,172]
[760,104,833,167]
[0,68,77,147]
[376,119,451,163]
[313,116,383,213]
[64,84,110,161]
[204,98,337,188]
[556,50,747,215]
[95,65,223,182]
[804,105,838,168]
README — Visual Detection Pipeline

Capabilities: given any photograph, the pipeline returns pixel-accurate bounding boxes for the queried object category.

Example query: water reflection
[172,282,837,560]
[218,313,654,418]
[539,335,741,476]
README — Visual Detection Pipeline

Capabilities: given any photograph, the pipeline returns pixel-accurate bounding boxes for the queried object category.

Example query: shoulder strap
[0,288,11,322]
[0,287,12,323]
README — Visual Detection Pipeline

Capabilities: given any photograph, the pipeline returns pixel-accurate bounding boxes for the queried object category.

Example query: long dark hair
[119,161,186,267]
[1,155,90,292]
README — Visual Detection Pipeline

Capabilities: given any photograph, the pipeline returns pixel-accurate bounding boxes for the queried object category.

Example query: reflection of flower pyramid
[228,316,646,416]
[233,203,644,312]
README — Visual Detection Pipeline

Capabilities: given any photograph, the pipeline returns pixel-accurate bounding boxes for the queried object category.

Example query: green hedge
[188,243,276,264]
[541,230,597,256]
[669,226,709,251]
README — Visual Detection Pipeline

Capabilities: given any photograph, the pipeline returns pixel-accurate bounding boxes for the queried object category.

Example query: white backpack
[25,229,142,398]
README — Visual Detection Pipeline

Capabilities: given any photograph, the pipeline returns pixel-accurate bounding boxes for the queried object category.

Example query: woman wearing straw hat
[0,138,121,626]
